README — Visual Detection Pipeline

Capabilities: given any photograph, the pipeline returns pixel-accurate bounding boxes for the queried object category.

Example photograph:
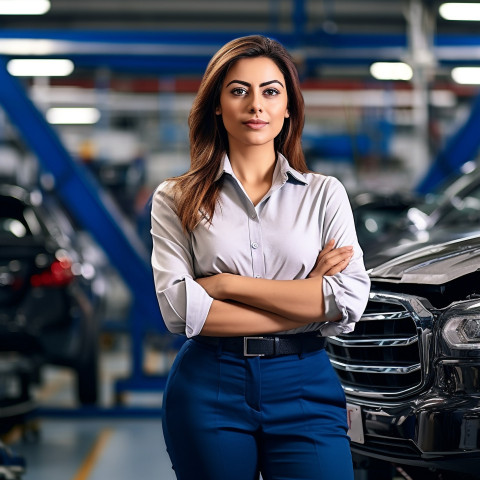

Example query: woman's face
[216,56,289,152]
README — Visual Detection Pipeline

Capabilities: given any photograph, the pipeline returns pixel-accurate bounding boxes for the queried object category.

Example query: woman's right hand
[308,239,353,278]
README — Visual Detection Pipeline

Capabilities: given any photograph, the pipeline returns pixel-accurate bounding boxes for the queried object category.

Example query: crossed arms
[197,239,353,336]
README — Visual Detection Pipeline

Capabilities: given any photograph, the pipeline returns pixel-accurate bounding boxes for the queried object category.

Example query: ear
[285,109,290,118]
[215,106,222,115]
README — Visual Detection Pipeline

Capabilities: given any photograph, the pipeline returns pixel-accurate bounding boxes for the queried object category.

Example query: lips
[243,119,268,129]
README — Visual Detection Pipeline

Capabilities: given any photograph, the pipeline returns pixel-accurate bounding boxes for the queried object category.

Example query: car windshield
[404,172,480,228]
[439,186,480,225]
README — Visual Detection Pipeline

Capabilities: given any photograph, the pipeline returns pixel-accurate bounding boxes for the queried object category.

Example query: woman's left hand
[308,239,353,279]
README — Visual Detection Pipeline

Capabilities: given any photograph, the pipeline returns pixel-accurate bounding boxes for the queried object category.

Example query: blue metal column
[416,91,480,194]
[293,0,307,45]
[0,57,167,399]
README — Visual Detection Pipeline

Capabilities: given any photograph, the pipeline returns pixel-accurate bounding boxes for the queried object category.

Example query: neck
[228,144,276,185]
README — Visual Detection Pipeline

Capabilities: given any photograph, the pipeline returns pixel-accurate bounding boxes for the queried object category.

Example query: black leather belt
[193,333,326,357]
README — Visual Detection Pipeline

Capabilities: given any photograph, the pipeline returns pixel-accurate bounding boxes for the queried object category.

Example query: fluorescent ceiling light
[0,0,50,15]
[0,39,59,56]
[451,66,480,84]
[46,108,101,125]
[7,59,74,77]
[370,62,413,81]
[439,3,480,21]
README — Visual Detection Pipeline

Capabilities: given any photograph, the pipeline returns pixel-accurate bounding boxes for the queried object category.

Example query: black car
[0,184,100,405]
[363,168,480,269]
[327,164,480,477]
[350,190,419,250]
[327,233,480,477]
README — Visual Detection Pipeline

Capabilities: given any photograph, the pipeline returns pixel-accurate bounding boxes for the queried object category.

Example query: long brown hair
[171,35,307,233]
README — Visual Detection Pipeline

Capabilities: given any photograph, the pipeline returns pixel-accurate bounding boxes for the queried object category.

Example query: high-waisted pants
[161,337,354,480]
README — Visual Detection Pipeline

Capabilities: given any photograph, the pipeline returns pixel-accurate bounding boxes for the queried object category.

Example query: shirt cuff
[160,277,213,338]
[320,275,354,336]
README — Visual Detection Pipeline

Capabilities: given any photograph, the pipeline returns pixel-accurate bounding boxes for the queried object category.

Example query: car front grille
[326,290,434,399]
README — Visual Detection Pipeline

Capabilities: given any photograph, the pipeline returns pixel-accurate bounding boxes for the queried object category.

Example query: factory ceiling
[0,0,473,34]
[0,1,479,89]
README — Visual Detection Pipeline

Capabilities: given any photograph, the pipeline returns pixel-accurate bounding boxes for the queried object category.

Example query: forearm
[195,243,351,326]
[221,275,336,323]
[200,299,305,337]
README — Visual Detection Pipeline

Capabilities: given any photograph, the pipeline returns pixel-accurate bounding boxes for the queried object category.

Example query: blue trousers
[162,338,353,480]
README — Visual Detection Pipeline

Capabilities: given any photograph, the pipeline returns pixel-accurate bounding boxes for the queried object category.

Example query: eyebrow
[225,79,285,88]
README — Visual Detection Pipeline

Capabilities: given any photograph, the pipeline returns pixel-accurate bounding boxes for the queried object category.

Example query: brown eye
[264,88,280,96]
[231,87,247,96]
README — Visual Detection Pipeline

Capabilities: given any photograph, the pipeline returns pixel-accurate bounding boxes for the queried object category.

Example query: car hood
[367,233,480,285]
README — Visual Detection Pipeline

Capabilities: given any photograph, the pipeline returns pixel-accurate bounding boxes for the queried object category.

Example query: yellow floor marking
[72,428,113,480]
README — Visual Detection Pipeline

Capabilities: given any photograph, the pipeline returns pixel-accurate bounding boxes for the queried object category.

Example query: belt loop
[274,337,280,356]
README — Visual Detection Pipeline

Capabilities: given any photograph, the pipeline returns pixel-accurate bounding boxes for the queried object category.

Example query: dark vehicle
[327,233,480,476]
[0,184,100,405]
[351,191,419,249]
[364,168,480,268]
[404,168,480,233]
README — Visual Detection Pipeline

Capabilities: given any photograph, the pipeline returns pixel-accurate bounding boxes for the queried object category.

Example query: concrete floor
[11,418,175,480]
[3,333,175,480]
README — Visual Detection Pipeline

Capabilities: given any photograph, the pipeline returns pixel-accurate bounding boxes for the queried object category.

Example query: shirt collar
[214,154,234,181]
[276,152,309,185]
[214,152,308,185]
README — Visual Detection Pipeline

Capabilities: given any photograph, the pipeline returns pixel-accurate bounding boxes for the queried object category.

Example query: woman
[151,35,370,480]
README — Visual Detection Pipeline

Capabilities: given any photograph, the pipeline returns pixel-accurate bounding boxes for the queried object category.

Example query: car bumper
[347,391,480,472]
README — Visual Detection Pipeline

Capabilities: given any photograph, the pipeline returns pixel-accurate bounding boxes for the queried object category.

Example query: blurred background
[1,1,480,479]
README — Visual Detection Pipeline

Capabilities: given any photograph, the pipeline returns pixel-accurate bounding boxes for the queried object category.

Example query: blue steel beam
[293,0,307,47]
[0,29,478,50]
[302,133,371,159]
[416,92,480,194]
[1,30,480,73]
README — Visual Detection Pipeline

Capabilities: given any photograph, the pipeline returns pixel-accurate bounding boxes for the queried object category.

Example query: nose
[248,91,263,113]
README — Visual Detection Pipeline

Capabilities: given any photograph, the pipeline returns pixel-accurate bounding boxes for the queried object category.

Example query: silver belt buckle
[243,337,265,357]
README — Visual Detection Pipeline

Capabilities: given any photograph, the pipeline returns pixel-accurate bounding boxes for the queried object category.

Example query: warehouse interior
[1,1,480,479]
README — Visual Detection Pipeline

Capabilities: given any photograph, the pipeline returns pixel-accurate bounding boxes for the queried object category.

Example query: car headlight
[443,316,480,349]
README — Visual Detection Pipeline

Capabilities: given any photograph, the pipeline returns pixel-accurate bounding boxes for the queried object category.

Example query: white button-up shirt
[151,153,370,338]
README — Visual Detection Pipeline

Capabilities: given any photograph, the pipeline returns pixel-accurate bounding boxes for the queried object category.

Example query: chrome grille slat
[326,291,434,399]
[329,335,418,347]
[361,311,411,321]
[330,358,421,375]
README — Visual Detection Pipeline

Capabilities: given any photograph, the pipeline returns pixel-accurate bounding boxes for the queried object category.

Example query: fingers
[321,247,353,275]
[309,239,354,278]
[323,252,353,276]
[317,238,335,259]
[310,239,335,273]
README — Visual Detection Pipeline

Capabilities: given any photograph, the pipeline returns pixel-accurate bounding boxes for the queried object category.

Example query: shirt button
[255,274,262,278]
[251,242,258,249]
[250,213,256,219]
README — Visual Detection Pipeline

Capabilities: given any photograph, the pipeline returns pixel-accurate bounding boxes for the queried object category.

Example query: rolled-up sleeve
[319,178,370,336]
[151,183,213,337]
